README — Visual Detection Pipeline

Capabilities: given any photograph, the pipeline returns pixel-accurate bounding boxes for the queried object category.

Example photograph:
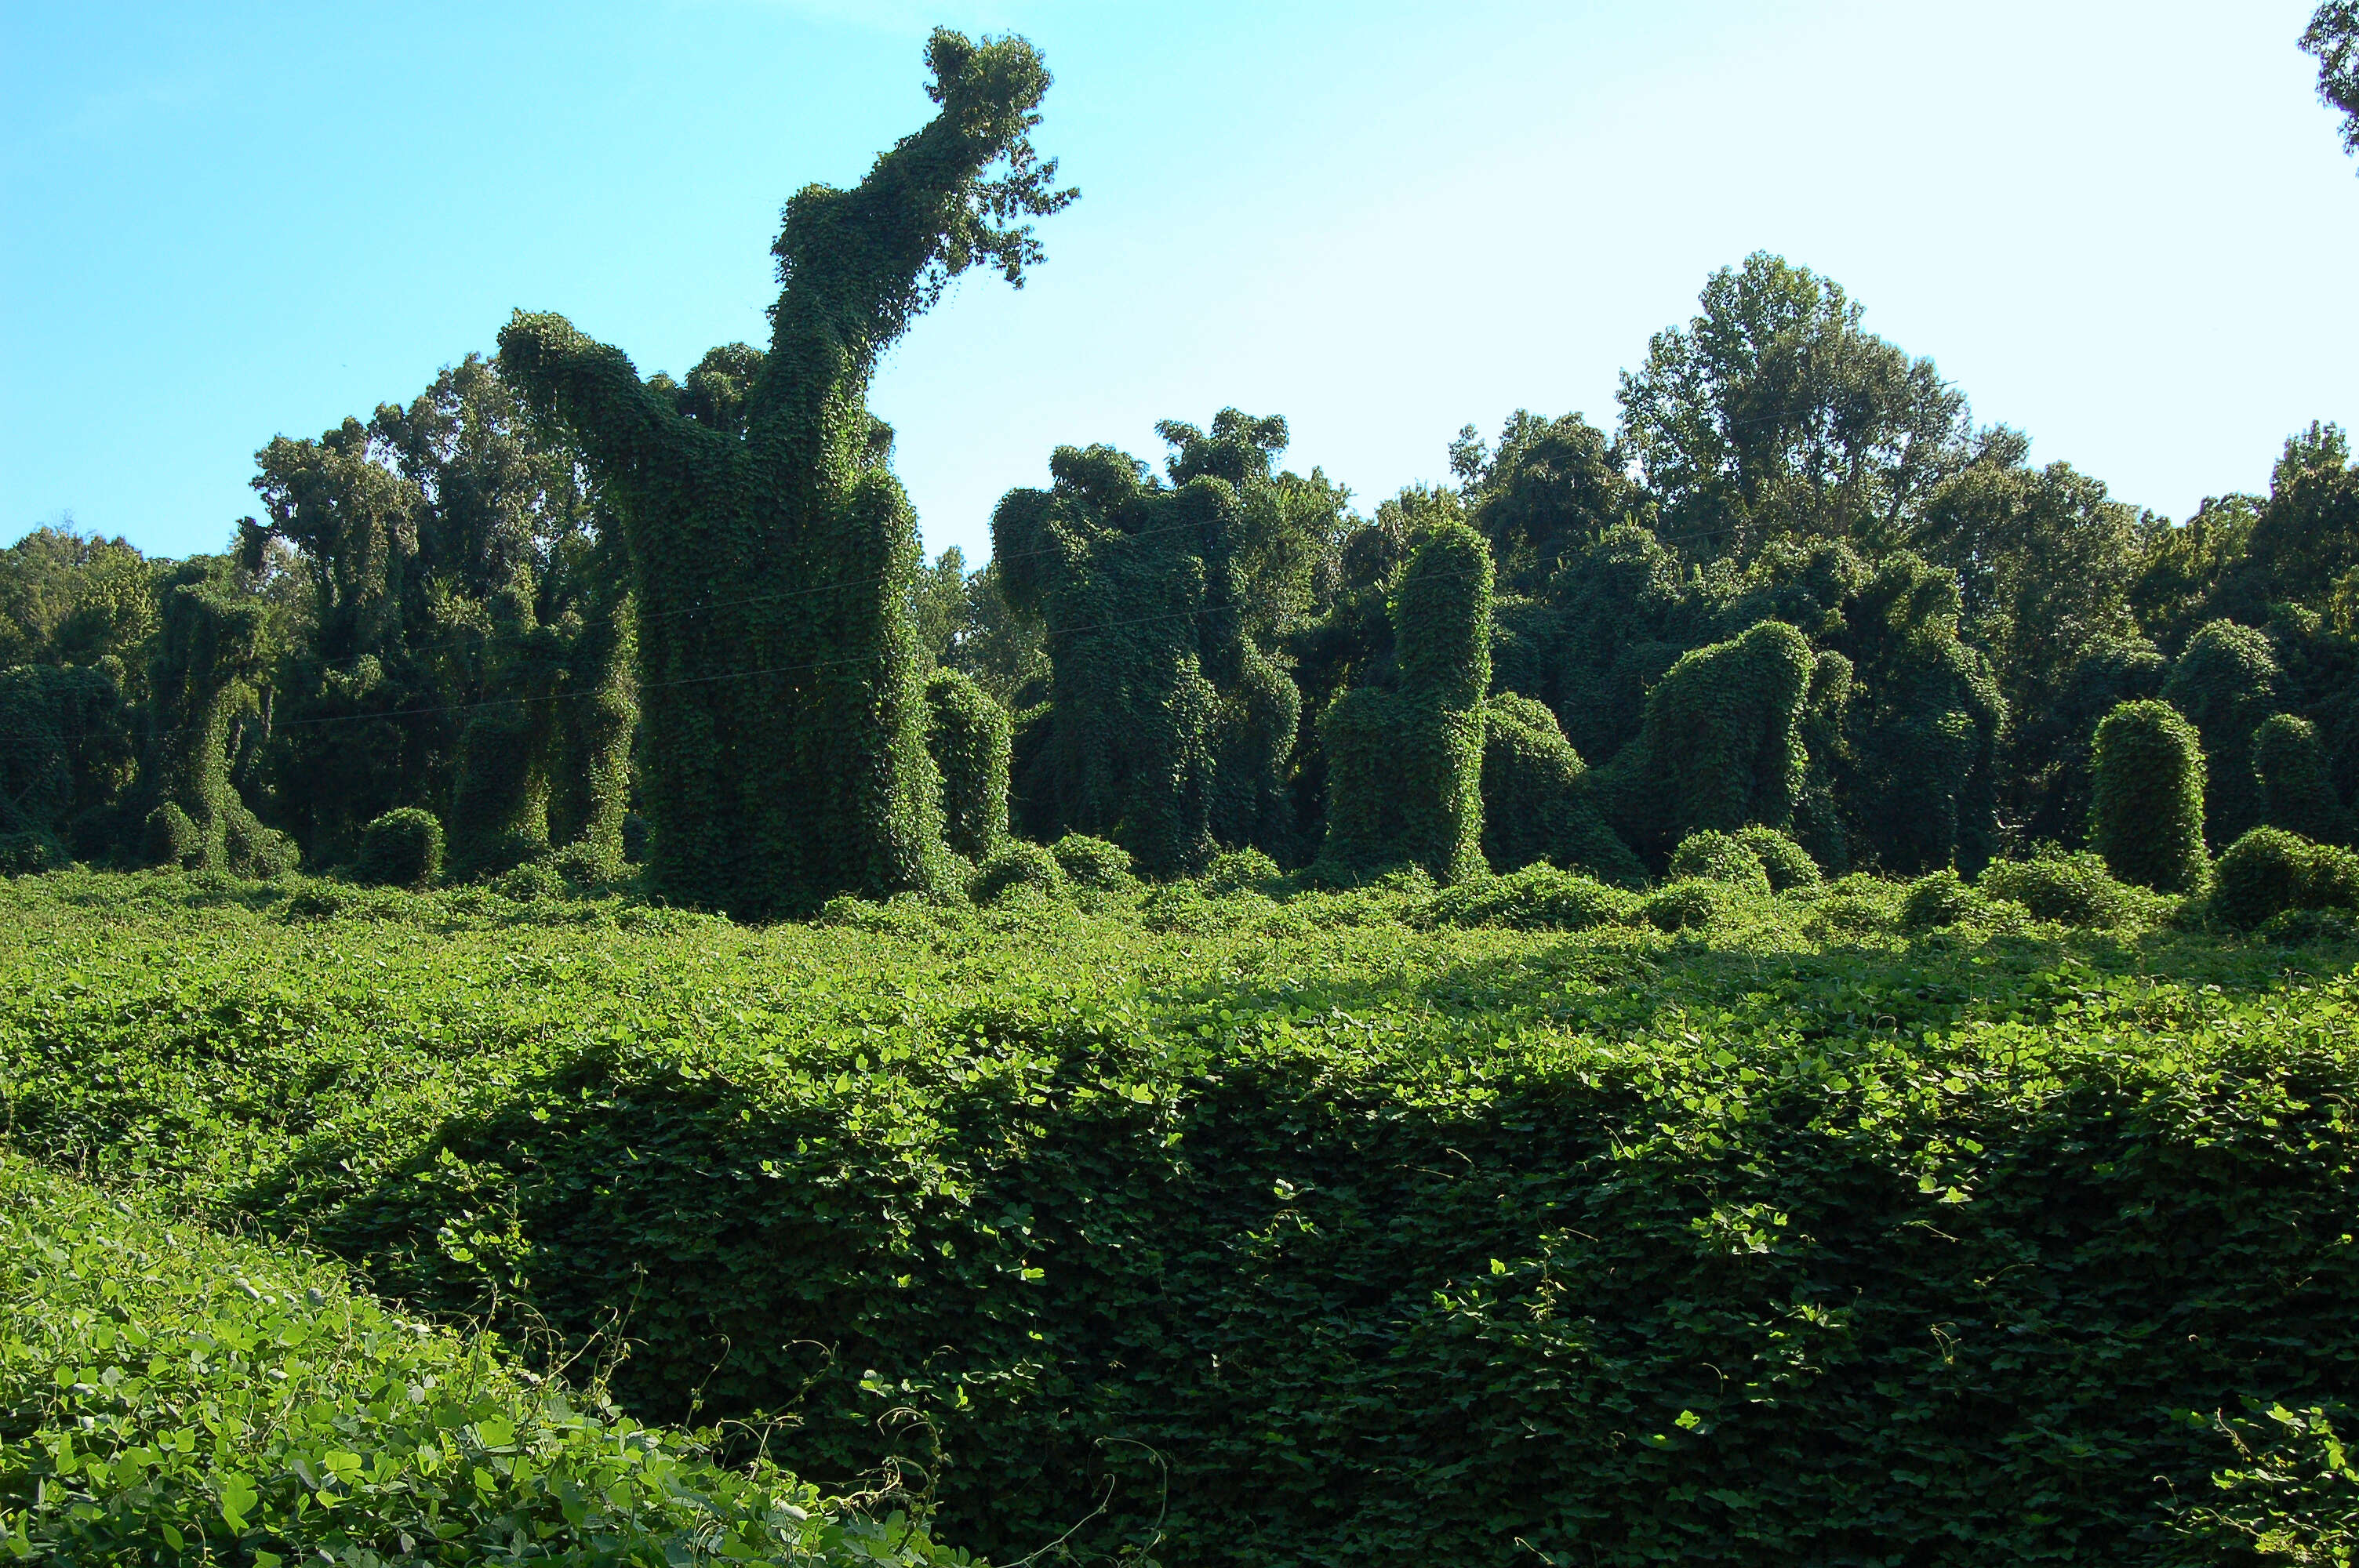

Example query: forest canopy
[5,16,2357,917]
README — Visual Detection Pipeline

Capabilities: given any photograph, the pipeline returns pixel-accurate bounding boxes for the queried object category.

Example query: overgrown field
[4,868,2359,1564]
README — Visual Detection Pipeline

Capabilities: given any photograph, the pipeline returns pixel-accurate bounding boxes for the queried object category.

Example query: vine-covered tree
[2254,712,2351,844]
[138,564,298,877]
[245,357,633,875]
[1478,690,1642,883]
[1594,619,1814,868]
[0,663,135,869]
[500,29,1073,917]
[994,412,1329,874]
[1317,521,1492,884]
[2090,699,2208,892]
[2163,619,2281,849]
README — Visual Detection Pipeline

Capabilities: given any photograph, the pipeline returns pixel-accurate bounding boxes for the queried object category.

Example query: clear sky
[5,0,2353,566]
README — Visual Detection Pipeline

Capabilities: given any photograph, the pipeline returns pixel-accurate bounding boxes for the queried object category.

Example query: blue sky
[4,0,2353,565]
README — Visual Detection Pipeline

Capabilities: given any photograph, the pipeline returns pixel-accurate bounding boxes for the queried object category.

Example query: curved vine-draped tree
[1479,690,1642,884]
[500,29,1073,916]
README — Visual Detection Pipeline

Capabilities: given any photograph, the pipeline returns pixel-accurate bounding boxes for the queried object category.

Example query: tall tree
[1618,253,1974,562]
[501,29,1073,917]
[2305,2,2359,162]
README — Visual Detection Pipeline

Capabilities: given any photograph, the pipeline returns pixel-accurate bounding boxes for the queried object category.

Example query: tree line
[3,16,2356,917]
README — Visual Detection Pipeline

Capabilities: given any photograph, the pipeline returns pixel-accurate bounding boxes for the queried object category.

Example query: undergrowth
[1,866,2355,1564]
[0,1156,965,1566]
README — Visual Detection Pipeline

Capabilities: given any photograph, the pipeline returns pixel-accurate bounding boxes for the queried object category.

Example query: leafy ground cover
[0,1154,968,1565]
[2,867,2357,1563]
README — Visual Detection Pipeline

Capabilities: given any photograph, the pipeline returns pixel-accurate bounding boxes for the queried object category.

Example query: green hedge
[2209,826,2359,930]
[2,873,2355,1565]
[0,1156,967,1566]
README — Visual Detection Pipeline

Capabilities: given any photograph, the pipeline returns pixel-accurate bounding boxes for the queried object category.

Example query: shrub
[548,839,623,891]
[1639,877,1738,932]
[227,813,300,880]
[1734,825,1820,892]
[279,883,411,924]
[2209,826,2359,930]
[1899,869,1987,932]
[140,803,199,869]
[1808,873,1904,937]
[1667,829,1772,893]
[1203,847,1281,894]
[974,840,1067,903]
[2090,699,2208,893]
[0,832,62,877]
[1422,864,1637,931]
[2257,906,2359,945]
[494,859,568,902]
[353,807,445,888]
[1977,851,2139,928]
[1049,833,1133,890]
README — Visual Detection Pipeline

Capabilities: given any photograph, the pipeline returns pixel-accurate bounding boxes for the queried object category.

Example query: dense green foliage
[2164,621,2281,849]
[1596,619,1812,866]
[2208,826,2359,931]
[992,414,1331,875]
[7,25,2359,1558]
[243,357,635,877]
[1316,522,1492,884]
[2092,699,2212,894]
[1477,691,1641,884]
[5,870,2359,1564]
[2255,711,2351,846]
[0,662,133,869]
[139,568,297,879]
[925,668,1012,867]
[1977,848,2146,928]
[0,1155,968,1566]
[354,805,445,889]
[13,236,2358,904]
[1667,828,1772,891]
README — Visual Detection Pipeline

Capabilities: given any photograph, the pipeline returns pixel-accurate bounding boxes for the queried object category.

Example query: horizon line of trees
[3,8,2356,913]
[6,245,2355,911]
